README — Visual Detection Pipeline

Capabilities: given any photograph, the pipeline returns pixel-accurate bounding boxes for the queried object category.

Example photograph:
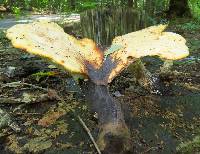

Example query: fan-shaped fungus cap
[107,24,189,83]
[6,22,189,85]
[6,21,103,76]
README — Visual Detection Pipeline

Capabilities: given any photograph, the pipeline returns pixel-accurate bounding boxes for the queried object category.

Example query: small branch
[77,115,101,154]
[142,146,159,154]
[14,112,41,115]
[2,81,47,91]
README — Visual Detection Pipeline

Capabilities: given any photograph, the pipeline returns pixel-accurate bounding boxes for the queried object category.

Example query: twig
[2,81,47,91]
[142,146,158,154]
[77,115,102,154]
[14,112,41,115]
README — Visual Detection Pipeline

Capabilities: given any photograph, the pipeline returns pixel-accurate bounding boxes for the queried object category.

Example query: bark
[128,0,133,7]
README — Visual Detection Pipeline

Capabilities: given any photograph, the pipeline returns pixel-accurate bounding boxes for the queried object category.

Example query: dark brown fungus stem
[83,57,132,153]
[83,81,131,154]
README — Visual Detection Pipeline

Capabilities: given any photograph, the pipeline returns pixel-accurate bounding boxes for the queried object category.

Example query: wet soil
[0,18,200,154]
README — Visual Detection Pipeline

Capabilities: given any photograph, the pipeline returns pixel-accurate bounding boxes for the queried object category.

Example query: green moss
[177,135,200,153]
[31,71,57,81]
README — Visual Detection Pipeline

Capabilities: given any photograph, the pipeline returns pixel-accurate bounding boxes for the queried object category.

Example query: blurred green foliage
[177,21,200,31]
[189,0,200,20]
[0,0,200,21]
[0,0,169,14]
[1,0,100,13]
[11,6,21,18]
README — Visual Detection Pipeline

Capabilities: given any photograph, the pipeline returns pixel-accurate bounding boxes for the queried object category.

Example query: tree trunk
[128,0,133,7]
[69,0,76,10]
[167,0,191,17]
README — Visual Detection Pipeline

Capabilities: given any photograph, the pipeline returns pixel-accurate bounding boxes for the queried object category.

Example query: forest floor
[0,17,200,154]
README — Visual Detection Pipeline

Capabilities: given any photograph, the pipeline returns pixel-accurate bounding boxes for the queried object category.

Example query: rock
[48,64,57,69]
[3,66,30,78]
[0,5,6,12]
[113,91,123,97]
[0,108,21,132]
[65,78,81,93]
[5,66,16,78]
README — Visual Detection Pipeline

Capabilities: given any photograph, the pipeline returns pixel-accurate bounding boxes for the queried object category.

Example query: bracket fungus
[6,21,189,153]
